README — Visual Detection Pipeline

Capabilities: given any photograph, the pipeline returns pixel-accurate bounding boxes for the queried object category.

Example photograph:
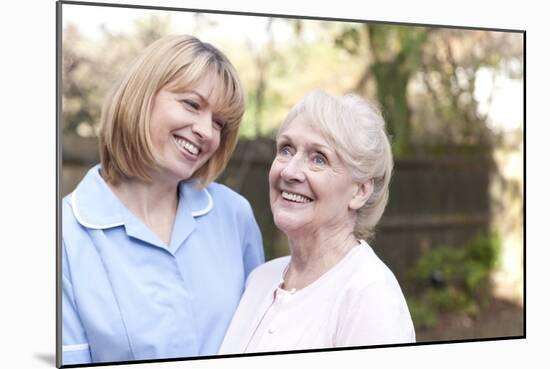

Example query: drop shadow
[34,352,56,366]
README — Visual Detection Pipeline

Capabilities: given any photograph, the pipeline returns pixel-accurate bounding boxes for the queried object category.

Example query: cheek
[203,133,222,160]
[149,114,173,146]
[212,134,222,153]
[268,161,281,188]
[268,162,281,202]
[148,125,166,156]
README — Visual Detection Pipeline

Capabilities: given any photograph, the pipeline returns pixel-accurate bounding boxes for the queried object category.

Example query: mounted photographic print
[57,0,525,367]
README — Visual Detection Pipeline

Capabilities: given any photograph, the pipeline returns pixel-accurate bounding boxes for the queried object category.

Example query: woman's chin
[274,214,307,236]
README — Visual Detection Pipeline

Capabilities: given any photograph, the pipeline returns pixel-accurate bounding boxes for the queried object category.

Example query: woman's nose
[280,155,306,182]
[192,112,214,141]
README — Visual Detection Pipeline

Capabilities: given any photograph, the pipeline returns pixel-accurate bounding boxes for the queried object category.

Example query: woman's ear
[349,179,374,210]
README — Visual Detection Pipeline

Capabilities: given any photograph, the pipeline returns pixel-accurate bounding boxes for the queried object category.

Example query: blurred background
[61,4,524,344]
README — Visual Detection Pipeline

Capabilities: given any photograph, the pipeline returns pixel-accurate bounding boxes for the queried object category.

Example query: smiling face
[269,114,365,238]
[148,75,224,184]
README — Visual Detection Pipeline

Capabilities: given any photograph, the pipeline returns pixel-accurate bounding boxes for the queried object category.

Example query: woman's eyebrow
[190,90,224,111]
[277,134,335,154]
[309,142,335,154]
[187,90,209,103]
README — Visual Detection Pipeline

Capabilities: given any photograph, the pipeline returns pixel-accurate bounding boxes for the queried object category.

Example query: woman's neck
[107,175,180,246]
[283,226,359,291]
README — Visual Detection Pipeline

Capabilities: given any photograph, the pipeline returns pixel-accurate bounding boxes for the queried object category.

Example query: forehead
[167,71,226,109]
[176,73,216,95]
[279,114,334,148]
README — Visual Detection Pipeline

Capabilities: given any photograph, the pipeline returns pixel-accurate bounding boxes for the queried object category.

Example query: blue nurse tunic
[62,165,265,364]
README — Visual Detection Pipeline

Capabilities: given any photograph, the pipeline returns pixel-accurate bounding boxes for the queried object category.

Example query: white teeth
[281,191,312,203]
[174,136,200,155]
[184,141,199,155]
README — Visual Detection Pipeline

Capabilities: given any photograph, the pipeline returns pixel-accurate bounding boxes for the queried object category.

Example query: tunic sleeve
[62,240,93,365]
[241,203,265,278]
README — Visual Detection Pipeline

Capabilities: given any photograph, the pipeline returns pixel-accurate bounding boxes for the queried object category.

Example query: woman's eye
[278,145,293,156]
[213,119,225,130]
[182,99,200,110]
[312,154,327,165]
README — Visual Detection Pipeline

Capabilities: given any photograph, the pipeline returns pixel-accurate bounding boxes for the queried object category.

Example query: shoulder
[61,192,97,273]
[62,192,79,229]
[250,256,289,276]
[63,192,73,209]
[336,243,414,332]
[342,242,405,300]
[246,256,290,288]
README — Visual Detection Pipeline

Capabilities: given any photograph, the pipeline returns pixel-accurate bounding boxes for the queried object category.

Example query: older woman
[219,90,414,353]
[62,35,264,365]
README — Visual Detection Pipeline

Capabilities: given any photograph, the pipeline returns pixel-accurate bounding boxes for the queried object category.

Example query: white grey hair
[278,89,393,239]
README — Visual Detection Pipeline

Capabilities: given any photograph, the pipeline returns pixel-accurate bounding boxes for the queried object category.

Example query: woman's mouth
[173,135,201,157]
[281,191,313,204]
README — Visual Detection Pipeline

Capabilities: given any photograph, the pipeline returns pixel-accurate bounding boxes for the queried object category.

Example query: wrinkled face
[269,114,361,237]
[148,75,224,183]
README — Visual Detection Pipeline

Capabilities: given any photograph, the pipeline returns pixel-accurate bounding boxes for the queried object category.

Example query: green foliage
[362,25,429,158]
[465,232,500,269]
[408,232,500,329]
[334,27,361,55]
[407,298,437,329]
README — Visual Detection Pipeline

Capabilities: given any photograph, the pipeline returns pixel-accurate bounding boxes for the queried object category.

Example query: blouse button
[268,327,276,334]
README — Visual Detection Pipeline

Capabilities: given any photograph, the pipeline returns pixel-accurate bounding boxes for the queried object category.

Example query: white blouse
[219,240,415,354]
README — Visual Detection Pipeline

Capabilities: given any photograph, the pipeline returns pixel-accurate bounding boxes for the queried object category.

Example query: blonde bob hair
[99,34,246,187]
[278,90,393,240]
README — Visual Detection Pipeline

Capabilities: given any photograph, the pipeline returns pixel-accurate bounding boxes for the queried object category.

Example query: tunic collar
[70,165,213,252]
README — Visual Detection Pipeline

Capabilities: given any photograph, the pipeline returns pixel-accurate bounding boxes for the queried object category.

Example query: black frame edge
[58,0,525,33]
[56,1,63,368]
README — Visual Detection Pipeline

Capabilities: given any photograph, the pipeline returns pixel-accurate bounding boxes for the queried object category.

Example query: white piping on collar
[71,188,124,230]
[191,188,213,217]
[63,343,89,352]
[72,185,212,227]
